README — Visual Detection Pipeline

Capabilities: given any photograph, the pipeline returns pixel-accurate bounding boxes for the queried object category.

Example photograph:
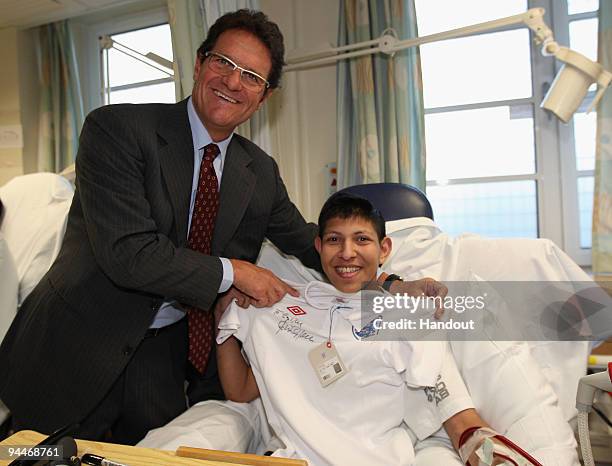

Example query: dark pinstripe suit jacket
[0,99,319,433]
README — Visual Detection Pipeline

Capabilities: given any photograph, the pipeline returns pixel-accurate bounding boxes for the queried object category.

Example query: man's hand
[230,259,299,308]
[387,276,448,319]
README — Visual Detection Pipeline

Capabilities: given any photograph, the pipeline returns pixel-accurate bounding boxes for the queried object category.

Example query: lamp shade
[541,47,610,123]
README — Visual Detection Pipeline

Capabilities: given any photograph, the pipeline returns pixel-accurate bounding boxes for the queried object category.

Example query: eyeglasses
[204,51,270,91]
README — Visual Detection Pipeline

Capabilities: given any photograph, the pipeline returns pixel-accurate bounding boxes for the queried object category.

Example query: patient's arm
[444,409,498,465]
[443,408,487,452]
[444,409,542,465]
[214,289,260,403]
[378,273,447,319]
[217,335,260,403]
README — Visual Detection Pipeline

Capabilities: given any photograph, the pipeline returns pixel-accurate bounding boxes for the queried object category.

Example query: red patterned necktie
[186,143,220,374]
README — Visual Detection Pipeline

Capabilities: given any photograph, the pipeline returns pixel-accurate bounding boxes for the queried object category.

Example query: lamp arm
[285,42,388,71]
[286,37,381,64]
[285,8,554,72]
[100,36,174,76]
[391,8,552,51]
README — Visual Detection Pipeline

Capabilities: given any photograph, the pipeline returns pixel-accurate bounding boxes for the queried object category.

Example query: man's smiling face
[192,28,272,141]
[315,216,391,294]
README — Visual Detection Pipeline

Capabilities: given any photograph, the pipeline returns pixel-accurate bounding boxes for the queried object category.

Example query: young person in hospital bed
[213,192,576,465]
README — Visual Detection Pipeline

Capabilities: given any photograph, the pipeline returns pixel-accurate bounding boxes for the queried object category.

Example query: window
[100,23,175,105]
[415,0,599,264]
[73,5,175,111]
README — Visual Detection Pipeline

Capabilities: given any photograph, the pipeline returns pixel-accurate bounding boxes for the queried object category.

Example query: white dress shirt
[151,98,236,328]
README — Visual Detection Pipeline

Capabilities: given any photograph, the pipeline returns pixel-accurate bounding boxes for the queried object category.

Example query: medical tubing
[492,433,542,466]
[458,427,542,466]
[577,410,595,466]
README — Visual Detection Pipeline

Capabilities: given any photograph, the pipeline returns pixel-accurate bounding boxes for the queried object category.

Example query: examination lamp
[285,8,611,123]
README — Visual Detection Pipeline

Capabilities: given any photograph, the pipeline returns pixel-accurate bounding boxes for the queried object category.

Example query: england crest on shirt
[352,317,382,340]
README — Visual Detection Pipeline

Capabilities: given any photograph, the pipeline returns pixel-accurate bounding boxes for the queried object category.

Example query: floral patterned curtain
[336,0,425,189]
[592,4,612,280]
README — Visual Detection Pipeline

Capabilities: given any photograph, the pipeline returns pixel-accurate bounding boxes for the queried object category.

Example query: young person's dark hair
[196,9,285,89]
[318,191,386,241]
[0,198,4,228]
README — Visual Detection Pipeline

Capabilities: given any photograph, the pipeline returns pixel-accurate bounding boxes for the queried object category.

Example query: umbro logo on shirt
[287,306,307,316]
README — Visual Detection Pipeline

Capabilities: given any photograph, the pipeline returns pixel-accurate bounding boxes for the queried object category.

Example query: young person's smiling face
[315,216,391,293]
[191,28,272,141]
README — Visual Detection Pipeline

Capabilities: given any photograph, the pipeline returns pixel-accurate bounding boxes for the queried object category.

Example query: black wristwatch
[382,273,402,291]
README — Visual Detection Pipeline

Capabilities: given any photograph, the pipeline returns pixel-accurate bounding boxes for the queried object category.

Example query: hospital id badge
[308,341,348,387]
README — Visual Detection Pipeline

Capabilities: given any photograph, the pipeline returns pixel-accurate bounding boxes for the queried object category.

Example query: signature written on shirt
[424,374,450,405]
[273,309,315,343]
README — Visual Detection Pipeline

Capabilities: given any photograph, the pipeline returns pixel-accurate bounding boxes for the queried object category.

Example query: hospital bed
[0,177,596,463]
[140,183,594,465]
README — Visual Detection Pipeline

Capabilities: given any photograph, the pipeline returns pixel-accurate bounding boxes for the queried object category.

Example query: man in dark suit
[0,10,319,444]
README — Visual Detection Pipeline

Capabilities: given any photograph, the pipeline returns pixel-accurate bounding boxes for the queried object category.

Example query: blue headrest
[337,183,433,222]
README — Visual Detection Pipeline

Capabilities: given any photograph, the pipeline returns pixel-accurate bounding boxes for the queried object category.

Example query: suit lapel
[212,138,255,255]
[158,99,194,245]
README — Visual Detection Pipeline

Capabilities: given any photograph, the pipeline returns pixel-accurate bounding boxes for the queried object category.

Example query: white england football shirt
[217,281,472,465]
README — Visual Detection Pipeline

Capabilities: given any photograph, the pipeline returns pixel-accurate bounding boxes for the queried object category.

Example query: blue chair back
[337,183,433,221]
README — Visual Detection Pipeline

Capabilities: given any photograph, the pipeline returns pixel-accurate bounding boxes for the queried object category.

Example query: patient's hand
[214,287,252,327]
[460,427,541,466]
[388,277,448,319]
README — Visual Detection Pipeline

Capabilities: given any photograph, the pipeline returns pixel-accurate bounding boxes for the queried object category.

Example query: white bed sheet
[382,217,591,423]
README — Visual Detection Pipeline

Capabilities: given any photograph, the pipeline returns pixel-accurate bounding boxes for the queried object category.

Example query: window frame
[77,6,170,112]
[552,0,598,265]
[99,24,175,106]
[419,0,598,266]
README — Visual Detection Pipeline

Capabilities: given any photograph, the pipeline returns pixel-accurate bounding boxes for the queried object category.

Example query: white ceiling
[0,0,140,29]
